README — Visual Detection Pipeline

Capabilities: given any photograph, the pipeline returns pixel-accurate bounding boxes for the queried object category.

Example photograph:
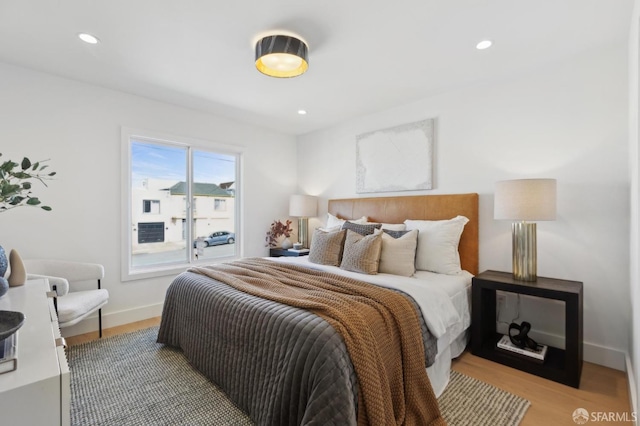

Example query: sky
[131,140,236,189]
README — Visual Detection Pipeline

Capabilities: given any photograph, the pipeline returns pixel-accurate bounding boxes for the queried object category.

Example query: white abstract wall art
[356,118,434,193]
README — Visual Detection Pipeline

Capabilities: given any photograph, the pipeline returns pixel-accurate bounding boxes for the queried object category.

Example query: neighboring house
[131,178,235,253]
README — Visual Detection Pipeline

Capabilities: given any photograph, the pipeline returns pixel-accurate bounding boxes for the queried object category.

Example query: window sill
[121,255,239,282]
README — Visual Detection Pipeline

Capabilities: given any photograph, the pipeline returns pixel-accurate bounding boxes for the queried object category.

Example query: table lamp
[494,179,556,281]
[289,194,318,249]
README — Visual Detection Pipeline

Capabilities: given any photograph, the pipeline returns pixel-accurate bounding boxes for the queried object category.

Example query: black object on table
[471,270,583,388]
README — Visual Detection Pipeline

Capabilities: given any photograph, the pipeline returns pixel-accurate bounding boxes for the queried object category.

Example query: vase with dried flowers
[265,219,293,248]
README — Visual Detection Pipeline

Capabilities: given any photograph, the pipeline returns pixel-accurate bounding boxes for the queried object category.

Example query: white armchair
[24,259,108,337]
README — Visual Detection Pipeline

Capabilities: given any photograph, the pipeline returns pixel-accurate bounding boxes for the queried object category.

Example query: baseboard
[496,324,626,371]
[585,341,627,372]
[61,302,164,337]
[627,354,638,426]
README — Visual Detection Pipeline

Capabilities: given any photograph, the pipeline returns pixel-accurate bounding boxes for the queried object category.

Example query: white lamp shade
[289,195,318,218]
[494,179,557,221]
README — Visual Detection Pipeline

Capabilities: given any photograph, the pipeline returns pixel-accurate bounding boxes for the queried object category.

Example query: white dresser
[0,279,70,426]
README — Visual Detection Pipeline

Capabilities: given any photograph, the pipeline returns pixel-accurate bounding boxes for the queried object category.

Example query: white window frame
[121,127,243,281]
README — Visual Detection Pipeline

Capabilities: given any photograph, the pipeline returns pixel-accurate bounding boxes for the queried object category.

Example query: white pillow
[379,229,418,277]
[326,213,367,229]
[367,222,407,231]
[404,216,469,275]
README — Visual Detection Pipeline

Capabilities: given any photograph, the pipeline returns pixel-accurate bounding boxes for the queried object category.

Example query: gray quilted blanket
[157,267,437,426]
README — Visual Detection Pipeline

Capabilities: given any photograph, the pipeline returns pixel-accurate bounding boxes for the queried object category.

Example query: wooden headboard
[328,193,479,275]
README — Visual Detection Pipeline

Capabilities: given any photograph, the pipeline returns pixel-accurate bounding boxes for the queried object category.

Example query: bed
[158,193,478,425]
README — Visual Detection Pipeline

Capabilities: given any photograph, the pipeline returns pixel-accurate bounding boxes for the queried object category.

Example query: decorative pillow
[382,229,411,239]
[379,229,418,277]
[308,229,347,266]
[340,230,383,274]
[317,225,341,233]
[342,221,382,236]
[404,216,469,275]
[326,213,367,229]
[368,222,407,231]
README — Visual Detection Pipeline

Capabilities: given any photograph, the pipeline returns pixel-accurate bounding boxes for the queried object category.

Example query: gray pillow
[382,229,411,239]
[309,229,346,266]
[379,229,418,277]
[341,221,382,236]
[340,230,383,275]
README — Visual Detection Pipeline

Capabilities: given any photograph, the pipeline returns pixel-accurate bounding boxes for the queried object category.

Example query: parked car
[193,231,236,247]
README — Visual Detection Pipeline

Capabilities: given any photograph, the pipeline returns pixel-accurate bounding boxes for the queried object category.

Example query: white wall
[297,43,629,370]
[0,62,297,335]
[628,0,640,416]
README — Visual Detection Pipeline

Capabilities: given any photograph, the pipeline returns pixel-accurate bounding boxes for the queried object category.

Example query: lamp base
[298,217,310,249]
[512,222,537,281]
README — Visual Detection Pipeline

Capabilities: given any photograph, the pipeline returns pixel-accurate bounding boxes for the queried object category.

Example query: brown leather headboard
[328,193,479,275]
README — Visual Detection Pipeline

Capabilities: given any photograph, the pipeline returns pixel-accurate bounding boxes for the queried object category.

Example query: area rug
[67,327,530,426]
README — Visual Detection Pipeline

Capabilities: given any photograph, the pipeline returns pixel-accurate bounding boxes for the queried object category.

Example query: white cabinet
[0,279,70,426]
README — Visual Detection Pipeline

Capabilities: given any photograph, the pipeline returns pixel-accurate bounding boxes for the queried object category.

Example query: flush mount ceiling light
[78,33,99,44]
[255,35,309,78]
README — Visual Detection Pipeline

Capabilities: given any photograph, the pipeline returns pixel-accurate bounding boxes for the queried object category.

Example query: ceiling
[0,1,633,136]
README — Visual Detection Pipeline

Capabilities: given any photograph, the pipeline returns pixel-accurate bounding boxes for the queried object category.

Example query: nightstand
[471,270,583,388]
[269,248,310,257]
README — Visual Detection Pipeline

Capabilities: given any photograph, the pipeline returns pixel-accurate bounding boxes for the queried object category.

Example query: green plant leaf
[26,197,41,205]
[12,172,30,179]
[21,157,31,170]
[48,172,56,176]
[32,162,39,171]
[22,182,31,189]
[41,206,52,211]
[0,162,15,173]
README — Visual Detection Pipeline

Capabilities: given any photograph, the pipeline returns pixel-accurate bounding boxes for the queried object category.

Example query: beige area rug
[67,326,530,426]
[439,370,530,425]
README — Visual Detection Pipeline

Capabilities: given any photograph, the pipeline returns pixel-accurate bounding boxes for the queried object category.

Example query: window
[142,200,160,214]
[122,129,241,280]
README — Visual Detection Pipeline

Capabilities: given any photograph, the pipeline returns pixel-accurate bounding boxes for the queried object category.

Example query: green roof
[167,182,233,197]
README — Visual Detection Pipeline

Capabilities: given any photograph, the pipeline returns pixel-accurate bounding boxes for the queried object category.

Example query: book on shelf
[287,248,310,253]
[0,331,18,374]
[497,334,547,363]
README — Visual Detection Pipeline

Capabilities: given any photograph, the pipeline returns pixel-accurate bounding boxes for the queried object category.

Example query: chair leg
[97,278,103,338]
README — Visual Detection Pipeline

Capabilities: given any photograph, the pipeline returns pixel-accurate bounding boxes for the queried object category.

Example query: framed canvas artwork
[356,118,434,193]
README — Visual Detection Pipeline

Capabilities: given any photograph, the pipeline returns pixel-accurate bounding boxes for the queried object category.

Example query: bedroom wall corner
[628,0,640,419]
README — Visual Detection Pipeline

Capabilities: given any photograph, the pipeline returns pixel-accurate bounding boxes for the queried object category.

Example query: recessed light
[78,33,99,44]
[476,40,492,50]
[297,110,307,115]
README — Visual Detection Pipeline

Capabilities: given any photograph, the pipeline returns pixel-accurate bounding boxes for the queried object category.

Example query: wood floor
[67,318,632,426]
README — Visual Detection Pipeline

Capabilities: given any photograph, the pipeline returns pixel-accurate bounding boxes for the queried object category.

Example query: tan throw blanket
[189,258,446,426]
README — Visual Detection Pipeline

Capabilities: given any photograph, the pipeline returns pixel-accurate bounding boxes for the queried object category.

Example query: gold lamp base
[298,217,310,249]
[512,222,537,281]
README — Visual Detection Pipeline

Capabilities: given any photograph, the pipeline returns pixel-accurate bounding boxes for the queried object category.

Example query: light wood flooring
[67,318,632,426]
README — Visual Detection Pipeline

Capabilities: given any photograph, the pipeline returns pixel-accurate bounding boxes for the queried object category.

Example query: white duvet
[270,256,471,341]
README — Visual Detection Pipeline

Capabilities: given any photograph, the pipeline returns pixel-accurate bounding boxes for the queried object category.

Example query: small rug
[67,327,530,426]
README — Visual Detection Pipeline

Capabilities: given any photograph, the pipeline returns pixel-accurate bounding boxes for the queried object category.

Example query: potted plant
[0,153,56,212]
[0,153,56,296]
[265,219,293,248]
